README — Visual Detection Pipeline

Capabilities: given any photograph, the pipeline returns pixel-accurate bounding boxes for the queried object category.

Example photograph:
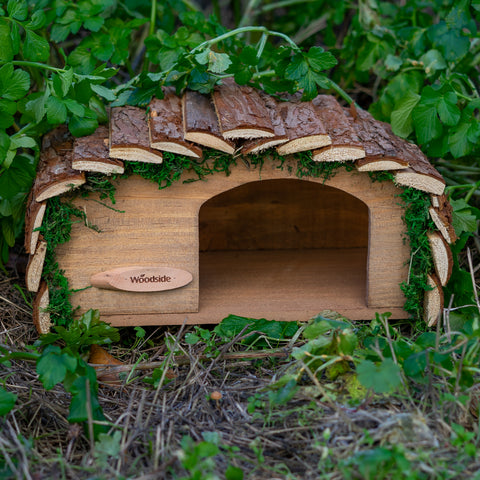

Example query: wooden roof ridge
[311,95,365,162]
[149,87,202,158]
[110,106,163,164]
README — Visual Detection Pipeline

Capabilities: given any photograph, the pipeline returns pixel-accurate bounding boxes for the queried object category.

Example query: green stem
[256,33,268,59]
[190,26,300,54]
[7,60,66,73]
[149,0,157,36]
[238,0,261,28]
[324,78,357,106]
[1,351,39,363]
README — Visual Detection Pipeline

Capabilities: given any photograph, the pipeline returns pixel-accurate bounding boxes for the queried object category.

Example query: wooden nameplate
[91,266,193,292]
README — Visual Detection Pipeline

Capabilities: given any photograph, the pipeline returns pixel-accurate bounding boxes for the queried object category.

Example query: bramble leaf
[436,91,460,126]
[305,46,337,71]
[0,386,16,416]
[450,198,479,236]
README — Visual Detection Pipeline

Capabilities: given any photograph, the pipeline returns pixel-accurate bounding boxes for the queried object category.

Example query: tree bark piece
[312,95,365,162]
[26,238,47,292]
[427,231,453,286]
[394,160,445,195]
[24,191,46,255]
[183,90,235,154]
[345,108,410,171]
[212,79,275,140]
[73,125,124,174]
[149,89,202,158]
[110,106,163,163]
[429,194,457,244]
[33,126,85,202]
[276,99,331,155]
[242,92,288,154]
[33,281,51,334]
[424,273,443,327]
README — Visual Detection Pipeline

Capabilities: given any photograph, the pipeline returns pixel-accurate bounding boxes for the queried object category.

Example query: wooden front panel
[55,175,199,317]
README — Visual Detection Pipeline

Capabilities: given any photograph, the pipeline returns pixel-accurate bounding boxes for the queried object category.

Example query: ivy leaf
[356,358,403,394]
[0,386,17,416]
[23,29,50,62]
[46,96,68,124]
[36,345,78,390]
[7,0,28,21]
[391,90,420,138]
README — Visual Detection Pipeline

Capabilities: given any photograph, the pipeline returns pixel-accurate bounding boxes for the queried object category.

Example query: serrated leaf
[194,49,209,65]
[239,45,259,66]
[391,91,420,138]
[10,20,20,55]
[1,69,30,101]
[450,198,479,236]
[23,29,50,62]
[37,346,78,390]
[208,51,232,74]
[0,20,14,62]
[25,95,46,123]
[448,120,474,158]
[384,54,403,71]
[84,16,104,32]
[2,218,15,246]
[64,99,85,117]
[50,23,71,43]
[436,91,460,126]
[10,136,36,149]
[59,68,74,97]
[0,386,16,416]
[27,9,47,30]
[91,84,116,102]
[419,49,447,75]
[285,53,308,81]
[7,0,28,21]
[306,46,337,71]
[412,101,442,144]
[46,96,67,124]
[356,358,402,394]
[68,115,98,137]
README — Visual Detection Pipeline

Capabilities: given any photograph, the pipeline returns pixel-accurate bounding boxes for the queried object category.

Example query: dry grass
[2,256,480,479]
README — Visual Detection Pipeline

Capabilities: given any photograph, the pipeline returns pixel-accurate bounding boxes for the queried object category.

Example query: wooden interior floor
[197,248,403,322]
[102,248,408,325]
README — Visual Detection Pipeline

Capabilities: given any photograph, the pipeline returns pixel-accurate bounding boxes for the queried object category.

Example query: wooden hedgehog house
[24,80,456,333]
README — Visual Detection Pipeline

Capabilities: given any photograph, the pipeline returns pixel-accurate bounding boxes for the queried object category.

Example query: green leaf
[0,386,16,416]
[25,95,46,123]
[37,346,78,390]
[185,333,201,344]
[356,358,402,394]
[194,48,209,65]
[436,91,460,126]
[7,0,28,21]
[2,218,15,246]
[285,53,308,81]
[412,101,442,144]
[384,54,403,72]
[208,51,232,74]
[225,465,244,480]
[68,115,98,137]
[90,84,116,102]
[0,20,14,62]
[305,46,337,71]
[23,29,50,62]
[419,49,447,75]
[84,16,104,32]
[46,96,68,124]
[59,68,74,97]
[448,120,475,158]
[391,91,420,138]
[1,68,30,101]
[10,136,36,149]
[239,45,259,66]
[27,9,47,30]
[10,20,20,55]
[450,199,479,236]
[64,99,85,117]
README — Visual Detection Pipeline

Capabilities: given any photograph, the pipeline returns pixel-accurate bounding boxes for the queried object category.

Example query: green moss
[398,188,436,320]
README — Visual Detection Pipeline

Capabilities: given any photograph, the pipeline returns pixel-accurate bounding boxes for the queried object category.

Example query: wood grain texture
[427,231,453,286]
[212,79,275,139]
[242,92,288,154]
[73,125,124,174]
[33,126,85,202]
[33,281,50,334]
[24,190,46,254]
[149,89,202,158]
[26,238,47,292]
[110,106,163,163]
[56,158,409,325]
[183,90,235,154]
[424,273,443,327]
[312,95,365,162]
[429,194,457,244]
[276,100,331,154]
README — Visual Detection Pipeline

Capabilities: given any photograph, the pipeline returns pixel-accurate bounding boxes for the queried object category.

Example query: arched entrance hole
[198,178,370,321]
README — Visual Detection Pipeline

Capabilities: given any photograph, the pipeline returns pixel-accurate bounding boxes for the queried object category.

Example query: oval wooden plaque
[91,266,193,292]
